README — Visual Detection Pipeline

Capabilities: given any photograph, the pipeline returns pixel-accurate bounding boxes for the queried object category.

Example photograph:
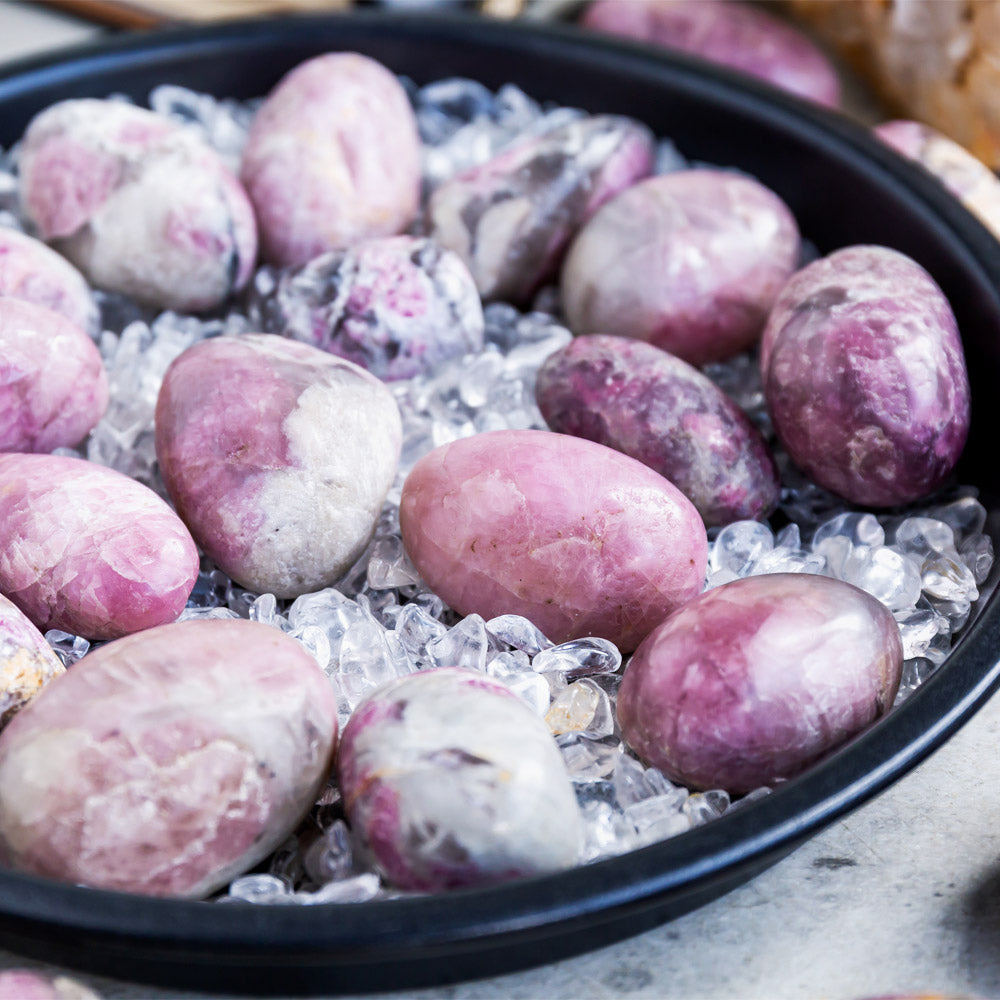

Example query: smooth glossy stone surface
[19,99,256,312]
[617,573,903,793]
[255,235,484,381]
[0,594,64,728]
[0,298,108,453]
[0,226,98,336]
[0,970,100,999]
[582,0,841,108]
[399,429,707,652]
[761,245,970,507]
[0,619,339,898]
[427,114,654,305]
[561,170,800,366]
[536,334,778,526]
[241,53,421,267]
[156,333,401,598]
[338,667,581,891]
[0,453,199,640]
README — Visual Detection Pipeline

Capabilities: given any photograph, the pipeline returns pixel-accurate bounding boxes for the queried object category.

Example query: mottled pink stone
[241,53,421,268]
[582,0,841,108]
[0,594,64,728]
[0,298,108,453]
[0,227,98,336]
[0,619,339,898]
[156,333,401,597]
[761,245,970,507]
[427,114,655,305]
[561,170,800,366]
[338,667,581,891]
[19,99,257,311]
[536,335,778,526]
[617,573,903,793]
[0,970,100,1000]
[399,429,707,653]
[0,453,199,640]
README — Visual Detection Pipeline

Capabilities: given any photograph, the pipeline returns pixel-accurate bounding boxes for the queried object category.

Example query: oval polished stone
[0,454,199,640]
[0,594,64,729]
[338,667,581,891]
[617,573,904,793]
[399,429,707,652]
[0,619,339,898]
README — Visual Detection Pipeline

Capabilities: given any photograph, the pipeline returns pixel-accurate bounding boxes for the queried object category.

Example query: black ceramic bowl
[2,11,1000,996]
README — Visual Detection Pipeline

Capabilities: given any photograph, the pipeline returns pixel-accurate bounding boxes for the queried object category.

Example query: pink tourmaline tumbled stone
[617,573,903,794]
[0,594,64,728]
[0,619,339,898]
[0,453,199,640]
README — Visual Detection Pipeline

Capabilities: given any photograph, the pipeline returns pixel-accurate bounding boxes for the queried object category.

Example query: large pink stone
[0,619,339,898]
[399,429,707,652]
[0,454,199,640]
[241,53,421,268]
[0,594,64,728]
[0,298,108,453]
[617,573,903,793]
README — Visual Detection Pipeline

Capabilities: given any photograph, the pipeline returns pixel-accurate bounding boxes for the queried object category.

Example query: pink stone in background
[617,573,903,794]
[0,594,64,729]
[582,0,841,108]
[561,170,800,366]
[427,114,655,305]
[241,52,421,268]
[19,99,257,312]
[0,298,108,453]
[761,245,970,507]
[338,667,581,892]
[536,334,779,527]
[399,429,707,653]
[156,334,401,598]
[0,619,339,898]
[0,227,98,336]
[0,970,100,999]
[0,453,199,640]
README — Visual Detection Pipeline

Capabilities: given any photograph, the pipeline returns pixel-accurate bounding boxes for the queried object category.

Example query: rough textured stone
[0,619,339,898]
[0,595,64,729]
[156,333,401,598]
[254,235,484,381]
[761,245,970,507]
[561,170,800,366]
[536,334,778,526]
[0,298,108,453]
[427,114,654,305]
[0,453,199,640]
[241,52,421,268]
[618,573,903,793]
[399,429,707,652]
[19,99,256,312]
[338,667,581,891]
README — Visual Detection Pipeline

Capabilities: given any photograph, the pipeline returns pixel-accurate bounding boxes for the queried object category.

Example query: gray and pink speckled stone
[0,453,199,640]
[536,334,778,526]
[617,573,903,794]
[0,619,339,898]
[155,333,401,598]
[19,99,257,312]
[0,595,64,729]
[761,245,970,507]
[427,114,654,305]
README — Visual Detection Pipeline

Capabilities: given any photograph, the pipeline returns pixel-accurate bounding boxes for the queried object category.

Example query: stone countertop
[0,3,997,998]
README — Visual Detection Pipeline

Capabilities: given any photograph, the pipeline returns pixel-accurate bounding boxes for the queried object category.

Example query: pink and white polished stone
[399,429,707,653]
[0,619,339,898]
[338,667,581,892]
[19,99,257,312]
[761,245,970,507]
[0,298,108,453]
[0,970,100,1000]
[617,573,904,794]
[561,170,800,366]
[156,333,402,598]
[241,53,421,268]
[0,227,98,336]
[427,114,654,305]
[0,453,199,640]
[0,594,64,729]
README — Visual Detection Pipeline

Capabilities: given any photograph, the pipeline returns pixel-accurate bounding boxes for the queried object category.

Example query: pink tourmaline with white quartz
[0,619,339,898]
[0,453,199,640]
[0,594,64,729]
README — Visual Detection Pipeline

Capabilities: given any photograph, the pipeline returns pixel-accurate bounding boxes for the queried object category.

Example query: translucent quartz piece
[43,630,89,667]
[709,520,774,575]
[503,671,551,715]
[894,516,957,557]
[894,606,950,660]
[546,680,614,737]
[485,614,554,655]
[295,872,381,905]
[929,495,987,541]
[840,546,923,611]
[813,511,885,549]
[426,613,489,672]
[532,637,622,680]
[227,873,293,904]
[684,789,731,826]
[578,799,636,861]
[303,819,354,886]
[367,535,422,590]
[960,533,995,585]
[623,794,691,846]
[922,554,979,603]
[393,602,448,661]
[485,649,533,680]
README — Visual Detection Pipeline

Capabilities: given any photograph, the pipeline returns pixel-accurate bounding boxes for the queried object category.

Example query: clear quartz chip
[531,637,622,679]
[484,614,554,656]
